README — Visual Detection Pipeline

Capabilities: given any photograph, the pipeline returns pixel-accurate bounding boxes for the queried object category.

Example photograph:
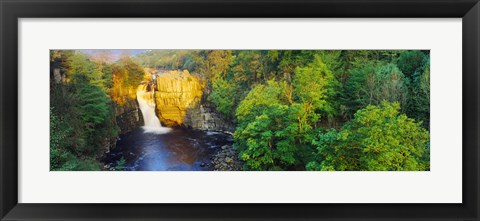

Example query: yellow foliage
[111,66,147,105]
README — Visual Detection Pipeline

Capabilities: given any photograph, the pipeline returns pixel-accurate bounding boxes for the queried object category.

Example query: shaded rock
[184,104,235,132]
[115,97,143,134]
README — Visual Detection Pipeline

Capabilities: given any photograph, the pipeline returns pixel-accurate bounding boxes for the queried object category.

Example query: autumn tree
[194,50,233,81]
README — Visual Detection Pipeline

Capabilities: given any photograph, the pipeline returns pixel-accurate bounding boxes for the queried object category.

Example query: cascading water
[136,84,171,134]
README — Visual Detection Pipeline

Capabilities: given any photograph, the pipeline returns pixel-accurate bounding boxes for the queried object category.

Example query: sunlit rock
[155,70,204,126]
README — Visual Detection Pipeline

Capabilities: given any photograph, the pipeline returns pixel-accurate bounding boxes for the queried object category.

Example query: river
[102,128,233,171]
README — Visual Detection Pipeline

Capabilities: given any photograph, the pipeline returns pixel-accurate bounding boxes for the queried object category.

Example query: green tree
[72,76,117,154]
[344,63,408,117]
[50,50,118,171]
[209,78,241,119]
[307,102,429,171]
[235,81,299,170]
[50,107,74,170]
[406,58,430,128]
[67,52,105,87]
[293,55,338,121]
[396,50,427,79]
[235,104,297,170]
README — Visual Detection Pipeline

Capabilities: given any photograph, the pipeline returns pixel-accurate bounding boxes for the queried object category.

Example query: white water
[137,86,171,134]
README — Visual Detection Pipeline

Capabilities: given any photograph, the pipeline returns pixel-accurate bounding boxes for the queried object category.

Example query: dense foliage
[164,50,429,171]
[50,50,144,170]
[306,102,429,171]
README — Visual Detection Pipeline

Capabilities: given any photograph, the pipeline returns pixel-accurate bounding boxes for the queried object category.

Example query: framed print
[1,0,479,220]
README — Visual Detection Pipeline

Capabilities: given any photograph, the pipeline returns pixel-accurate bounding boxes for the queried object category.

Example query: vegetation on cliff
[50,50,144,170]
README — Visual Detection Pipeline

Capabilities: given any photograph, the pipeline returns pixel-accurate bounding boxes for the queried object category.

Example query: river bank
[209,144,243,171]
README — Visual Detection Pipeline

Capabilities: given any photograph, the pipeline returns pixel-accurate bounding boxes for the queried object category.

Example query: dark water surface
[102,128,233,171]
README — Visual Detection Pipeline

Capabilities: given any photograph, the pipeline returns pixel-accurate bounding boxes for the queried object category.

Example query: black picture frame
[1,0,479,220]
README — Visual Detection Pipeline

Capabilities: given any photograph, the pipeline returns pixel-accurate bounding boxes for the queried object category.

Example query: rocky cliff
[154,70,234,132]
[184,104,235,132]
[115,97,143,134]
[114,86,144,135]
[155,70,204,126]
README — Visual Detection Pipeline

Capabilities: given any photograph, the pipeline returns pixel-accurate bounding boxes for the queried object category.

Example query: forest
[50,50,430,171]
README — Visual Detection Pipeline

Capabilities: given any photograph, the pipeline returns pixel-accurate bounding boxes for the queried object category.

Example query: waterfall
[136,85,171,134]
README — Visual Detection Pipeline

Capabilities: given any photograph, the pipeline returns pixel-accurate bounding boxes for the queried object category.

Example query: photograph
[50,49,430,171]
[3,0,478,219]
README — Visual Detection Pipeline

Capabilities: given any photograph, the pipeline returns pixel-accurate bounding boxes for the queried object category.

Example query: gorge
[103,70,236,171]
[51,49,431,171]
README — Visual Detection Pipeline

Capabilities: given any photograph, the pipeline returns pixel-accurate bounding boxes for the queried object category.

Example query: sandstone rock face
[154,69,235,132]
[155,70,204,126]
